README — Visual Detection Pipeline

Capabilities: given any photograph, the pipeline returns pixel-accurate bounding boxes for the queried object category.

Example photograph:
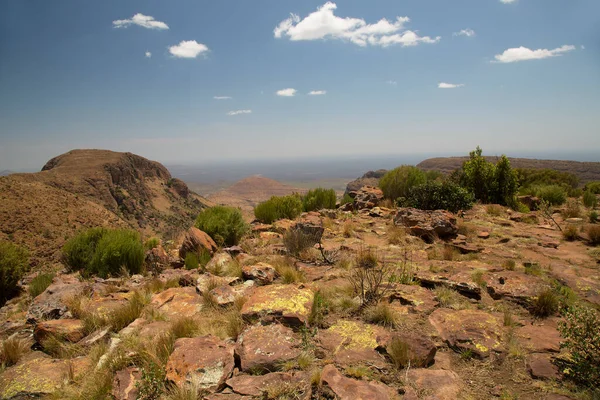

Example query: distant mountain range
[0,170,14,176]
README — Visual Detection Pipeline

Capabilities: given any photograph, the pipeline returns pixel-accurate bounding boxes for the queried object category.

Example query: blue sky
[1,0,599,170]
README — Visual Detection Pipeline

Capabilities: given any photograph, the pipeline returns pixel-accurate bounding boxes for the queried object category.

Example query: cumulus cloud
[113,13,169,30]
[214,96,232,100]
[438,82,464,89]
[500,0,517,3]
[145,51,152,58]
[494,45,575,63]
[308,90,327,95]
[453,29,475,37]
[169,40,209,58]
[276,88,297,97]
[274,2,440,47]
[227,110,252,116]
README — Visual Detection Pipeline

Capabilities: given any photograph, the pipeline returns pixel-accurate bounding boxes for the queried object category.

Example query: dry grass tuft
[486,204,505,217]
[387,225,406,245]
[363,302,399,328]
[170,317,200,339]
[0,336,31,367]
[433,287,466,309]
[342,220,355,238]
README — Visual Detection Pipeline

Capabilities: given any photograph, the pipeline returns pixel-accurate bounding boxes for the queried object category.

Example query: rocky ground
[1,187,599,400]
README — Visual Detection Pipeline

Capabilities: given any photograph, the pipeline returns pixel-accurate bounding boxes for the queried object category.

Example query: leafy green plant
[254,195,303,224]
[401,181,474,213]
[0,241,29,305]
[144,237,160,250]
[584,181,600,194]
[184,252,199,270]
[533,185,567,206]
[558,305,600,387]
[583,190,598,208]
[379,165,427,201]
[28,273,55,298]
[302,188,336,212]
[195,206,249,246]
[516,168,579,191]
[590,210,599,223]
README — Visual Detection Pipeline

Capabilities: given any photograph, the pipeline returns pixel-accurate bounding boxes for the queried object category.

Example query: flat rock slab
[404,369,462,400]
[486,270,549,304]
[317,320,388,367]
[0,353,72,399]
[226,372,299,397]
[241,284,313,327]
[241,263,276,285]
[321,364,393,400]
[429,309,504,358]
[112,367,141,400]
[165,335,235,392]
[387,284,438,314]
[236,323,301,372]
[527,353,560,380]
[196,273,240,294]
[26,274,88,323]
[150,287,203,319]
[34,318,85,343]
[516,320,561,353]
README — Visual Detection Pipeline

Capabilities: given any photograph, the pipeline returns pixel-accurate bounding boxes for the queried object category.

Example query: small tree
[402,181,474,213]
[379,166,427,202]
[302,188,336,212]
[493,155,519,205]
[459,146,496,204]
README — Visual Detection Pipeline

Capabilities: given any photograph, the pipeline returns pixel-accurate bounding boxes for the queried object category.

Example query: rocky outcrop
[150,287,203,319]
[34,319,85,344]
[404,369,462,400]
[178,227,218,260]
[236,324,301,372]
[345,170,388,194]
[241,285,313,327]
[241,263,276,285]
[342,186,384,211]
[321,364,393,400]
[394,208,458,242]
[27,274,89,323]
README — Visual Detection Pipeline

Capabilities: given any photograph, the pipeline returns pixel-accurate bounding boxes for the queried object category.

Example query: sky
[1,0,599,171]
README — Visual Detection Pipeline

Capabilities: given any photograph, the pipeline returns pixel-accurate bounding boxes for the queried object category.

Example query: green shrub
[144,237,160,250]
[254,195,303,224]
[341,193,354,205]
[302,188,336,212]
[583,191,598,208]
[558,305,600,387]
[585,181,600,194]
[184,253,199,270]
[590,211,599,223]
[63,228,144,278]
[534,185,567,206]
[379,165,427,201]
[516,168,579,191]
[0,241,29,305]
[195,206,249,246]
[531,289,558,318]
[401,181,474,213]
[28,273,55,298]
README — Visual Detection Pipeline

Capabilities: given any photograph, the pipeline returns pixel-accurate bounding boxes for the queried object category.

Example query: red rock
[381,333,437,368]
[150,287,203,319]
[226,372,297,397]
[34,319,85,343]
[477,231,490,239]
[486,271,549,305]
[321,364,393,400]
[165,335,235,392]
[241,263,276,285]
[241,284,313,327]
[516,320,561,353]
[236,324,301,373]
[259,232,282,241]
[527,353,559,380]
[394,208,458,242]
[112,367,141,400]
[387,284,438,314]
[404,369,461,400]
[26,274,89,323]
[178,227,218,260]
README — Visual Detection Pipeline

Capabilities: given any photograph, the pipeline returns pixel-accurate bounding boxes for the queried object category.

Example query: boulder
[241,284,313,327]
[26,274,88,323]
[205,252,235,273]
[429,309,504,358]
[196,273,240,294]
[145,245,169,274]
[241,263,276,285]
[348,186,384,211]
[380,333,437,368]
[0,353,72,399]
[226,372,297,397]
[485,271,549,305]
[394,208,457,242]
[386,284,438,314]
[165,335,235,392]
[34,319,85,344]
[527,353,560,380]
[516,320,562,353]
[321,364,393,400]
[112,367,142,400]
[178,227,218,260]
[404,369,461,400]
[236,324,301,373]
[150,287,203,319]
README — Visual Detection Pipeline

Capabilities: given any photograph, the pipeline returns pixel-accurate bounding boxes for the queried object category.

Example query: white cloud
[494,45,575,63]
[227,110,252,116]
[145,51,152,58]
[214,96,232,100]
[308,90,327,95]
[276,88,297,97]
[386,80,397,85]
[113,13,169,30]
[274,2,440,48]
[500,0,517,3]
[438,82,464,89]
[453,29,475,37]
[168,40,209,58]
[581,45,585,50]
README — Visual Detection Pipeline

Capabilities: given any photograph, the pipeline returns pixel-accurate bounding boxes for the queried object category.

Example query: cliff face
[0,149,211,264]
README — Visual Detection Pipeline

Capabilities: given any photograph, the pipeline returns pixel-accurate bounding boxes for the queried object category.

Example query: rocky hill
[208,175,306,214]
[418,156,600,184]
[0,149,211,265]
[344,169,388,194]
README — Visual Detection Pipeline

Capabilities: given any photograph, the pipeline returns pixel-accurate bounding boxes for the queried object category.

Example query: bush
[379,166,426,201]
[590,211,599,223]
[562,225,579,241]
[195,206,249,246]
[516,168,579,191]
[283,228,320,257]
[583,191,598,209]
[401,181,474,213]
[558,306,600,387]
[530,289,558,318]
[534,185,567,206]
[585,181,600,194]
[302,188,336,212]
[254,195,303,224]
[587,225,600,246]
[28,273,55,298]
[562,200,581,219]
[144,237,160,250]
[63,228,144,278]
[0,241,29,305]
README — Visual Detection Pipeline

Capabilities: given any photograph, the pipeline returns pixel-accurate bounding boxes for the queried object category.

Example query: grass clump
[283,229,320,258]
[587,225,600,246]
[471,269,486,288]
[273,259,305,284]
[486,204,505,217]
[433,287,464,309]
[308,290,327,327]
[503,259,516,271]
[524,262,543,276]
[345,365,371,379]
[583,190,598,209]
[562,225,579,241]
[0,241,29,306]
[144,237,160,250]
[63,228,144,278]
[28,272,55,298]
[254,195,303,224]
[387,337,410,369]
[195,206,249,246]
[342,220,355,238]
[530,289,558,318]
[302,188,336,212]
[0,336,31,368]
[170,317,200,339]
[558,305,600,388]
[363,302,399,328]
[387,225,406,245]
[562,199,581,219]
[590,210,599,223]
